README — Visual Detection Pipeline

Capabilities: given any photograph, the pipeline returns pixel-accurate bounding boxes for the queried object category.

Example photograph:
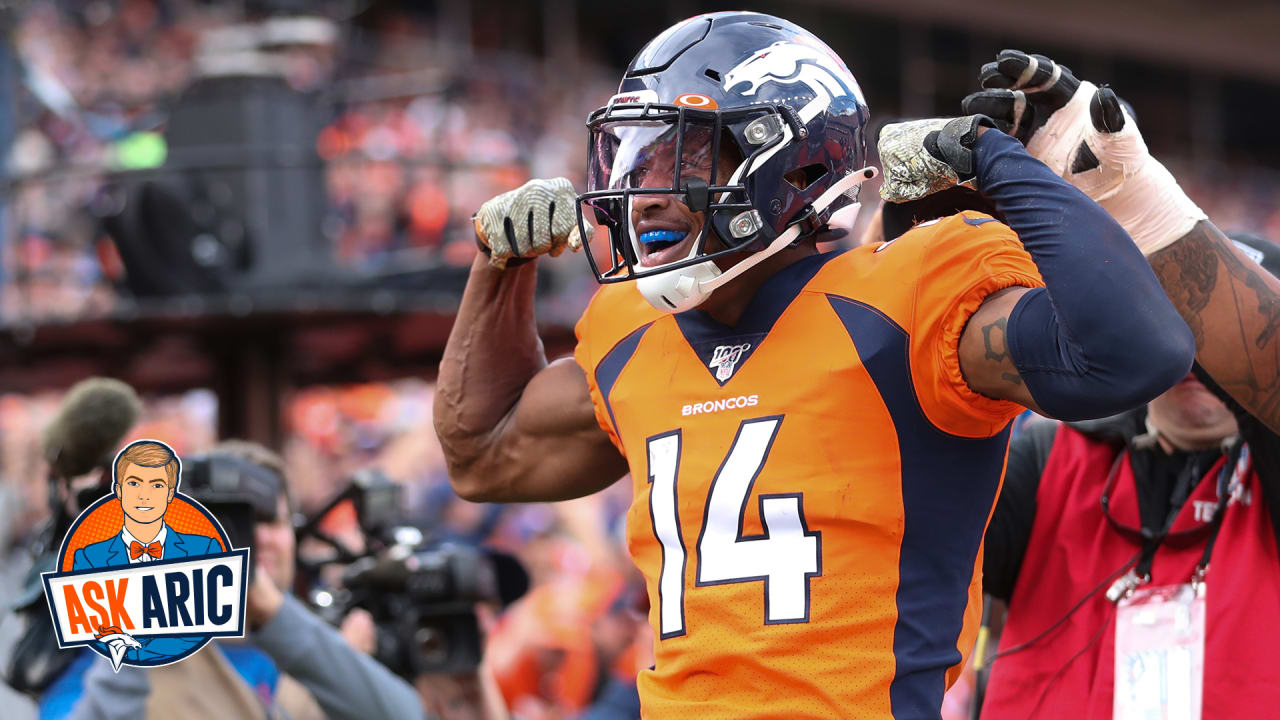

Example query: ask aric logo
[42,439,249,670]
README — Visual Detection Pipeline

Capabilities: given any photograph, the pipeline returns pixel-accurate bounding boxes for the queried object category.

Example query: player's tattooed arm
[980,318,1022,386]
[1148,220,1280,433]
[959,286,1047,414]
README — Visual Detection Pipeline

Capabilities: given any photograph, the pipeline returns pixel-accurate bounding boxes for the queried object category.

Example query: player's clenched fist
[473,177,583,270]
[878,115,994,203]
[962,50,1205,255]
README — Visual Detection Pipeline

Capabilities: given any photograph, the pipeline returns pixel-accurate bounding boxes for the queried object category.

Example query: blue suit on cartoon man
[71,440,220,664]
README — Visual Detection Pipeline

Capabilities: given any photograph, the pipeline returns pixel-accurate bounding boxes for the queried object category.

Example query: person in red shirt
[981,309,1280,717]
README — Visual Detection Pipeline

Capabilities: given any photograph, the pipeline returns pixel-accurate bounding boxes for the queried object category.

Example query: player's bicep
[479,357,627,503]
[959,286,1045,414]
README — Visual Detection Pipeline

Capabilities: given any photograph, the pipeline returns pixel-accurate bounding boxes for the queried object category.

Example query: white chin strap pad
[636,167,878,313]
[637,259,722,313]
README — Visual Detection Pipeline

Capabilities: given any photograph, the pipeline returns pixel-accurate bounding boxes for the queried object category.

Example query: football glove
[878,115,995,204]
[472,177,583,269]
[962,50,1206,255]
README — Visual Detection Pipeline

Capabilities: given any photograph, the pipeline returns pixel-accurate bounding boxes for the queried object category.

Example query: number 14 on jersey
[647,415,822,638]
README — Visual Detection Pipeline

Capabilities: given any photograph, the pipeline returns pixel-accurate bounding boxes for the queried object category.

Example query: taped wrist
[1025,80,1097,176]
[1024,81,1206,256]
[975,131,1194,420]
[1099,157,1207,256]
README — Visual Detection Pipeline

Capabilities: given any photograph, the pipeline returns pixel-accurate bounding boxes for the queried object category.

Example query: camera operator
[5,378,142,707]
[320,524,522,720]
[41,440,429,720]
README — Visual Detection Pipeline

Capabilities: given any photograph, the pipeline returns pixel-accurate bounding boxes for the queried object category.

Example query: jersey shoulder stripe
[575,282,664,365]
[827,294,1012,714]
[810,212,1044,438]
[574,282,663,451]
[593,323,652,452]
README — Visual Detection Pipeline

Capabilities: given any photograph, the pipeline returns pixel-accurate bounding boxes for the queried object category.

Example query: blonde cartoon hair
[113,440,180,491]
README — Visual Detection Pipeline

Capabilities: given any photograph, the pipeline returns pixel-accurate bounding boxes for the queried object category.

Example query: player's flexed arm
[962,50,1280,434]
[880,116,1195,419]
[433,179,629,502]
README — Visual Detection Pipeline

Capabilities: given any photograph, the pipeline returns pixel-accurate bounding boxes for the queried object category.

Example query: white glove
[963,50,1206,255]
[473,177,583,269]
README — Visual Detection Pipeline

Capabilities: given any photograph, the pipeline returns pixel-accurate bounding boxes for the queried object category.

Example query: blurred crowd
[2,0,1278,324]
[0,0,614,323]
[2,0,203,322]
[311,9,617,301]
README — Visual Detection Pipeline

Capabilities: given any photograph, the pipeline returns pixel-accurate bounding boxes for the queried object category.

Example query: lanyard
[1100,439,1246,589]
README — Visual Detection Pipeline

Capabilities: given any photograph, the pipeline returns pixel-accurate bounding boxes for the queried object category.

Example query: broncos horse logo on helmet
[576,11,874,313]
[722,40,867,123]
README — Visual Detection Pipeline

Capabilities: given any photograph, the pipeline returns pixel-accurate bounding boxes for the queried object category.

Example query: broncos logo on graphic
[722,41,866,123]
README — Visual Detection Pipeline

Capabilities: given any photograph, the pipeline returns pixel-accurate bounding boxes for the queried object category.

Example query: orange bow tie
[129,540,162,560]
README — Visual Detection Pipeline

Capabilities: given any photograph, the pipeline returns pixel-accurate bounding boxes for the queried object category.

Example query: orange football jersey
[573,212,1044,719]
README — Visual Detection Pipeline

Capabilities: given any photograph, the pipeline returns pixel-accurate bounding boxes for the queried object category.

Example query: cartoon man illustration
[72,440,221,664]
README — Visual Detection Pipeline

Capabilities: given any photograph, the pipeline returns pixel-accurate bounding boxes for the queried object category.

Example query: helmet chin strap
[636,166,879,313]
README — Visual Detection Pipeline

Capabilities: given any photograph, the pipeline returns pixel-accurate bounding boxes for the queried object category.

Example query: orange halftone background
[60,497,226,571]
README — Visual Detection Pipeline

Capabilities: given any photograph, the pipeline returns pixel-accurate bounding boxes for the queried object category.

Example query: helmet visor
[578,104,773,285]
[588,118,724,194]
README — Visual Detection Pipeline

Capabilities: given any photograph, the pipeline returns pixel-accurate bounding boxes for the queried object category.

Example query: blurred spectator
[485,494,648,720]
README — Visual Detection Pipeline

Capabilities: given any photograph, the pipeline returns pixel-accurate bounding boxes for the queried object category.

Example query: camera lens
[414,626,449,667]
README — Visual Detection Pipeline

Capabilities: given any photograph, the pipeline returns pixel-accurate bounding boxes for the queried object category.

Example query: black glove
[961,49,1126,175]
[960,49,1206,256]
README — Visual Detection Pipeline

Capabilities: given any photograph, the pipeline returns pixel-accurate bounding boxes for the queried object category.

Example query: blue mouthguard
[638,229,688,246]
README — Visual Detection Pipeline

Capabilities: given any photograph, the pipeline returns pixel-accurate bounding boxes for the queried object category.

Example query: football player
[434,13,1193,719]
[963,50,1280,435]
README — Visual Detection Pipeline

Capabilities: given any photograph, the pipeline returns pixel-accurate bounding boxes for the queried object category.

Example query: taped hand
[473,177,583,270]
[962,50,1205,254]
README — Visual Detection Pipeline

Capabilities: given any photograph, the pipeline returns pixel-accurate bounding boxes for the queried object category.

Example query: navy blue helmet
[577,11,873,311]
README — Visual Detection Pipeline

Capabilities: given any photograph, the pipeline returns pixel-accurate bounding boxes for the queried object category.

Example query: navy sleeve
[973,131,1194,420]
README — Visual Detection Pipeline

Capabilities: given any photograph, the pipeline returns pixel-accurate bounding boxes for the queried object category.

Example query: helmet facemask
[579,101,797,308]
[577,100,874,313]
